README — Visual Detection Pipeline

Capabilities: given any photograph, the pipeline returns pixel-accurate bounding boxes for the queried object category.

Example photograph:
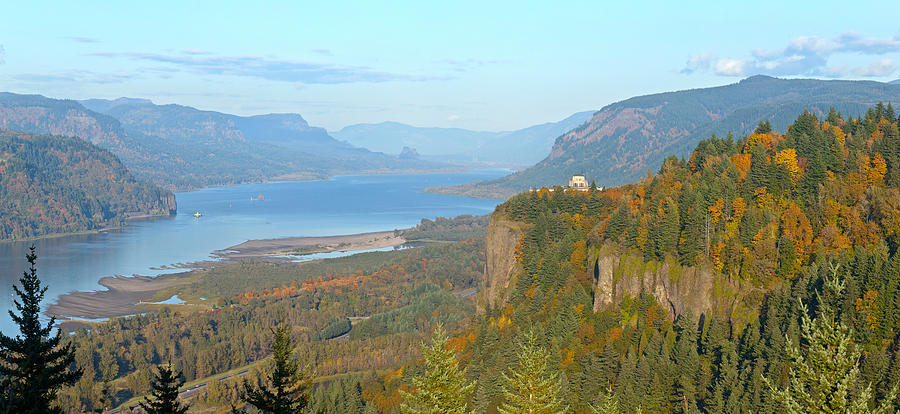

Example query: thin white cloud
[827,58,898,77]
[447,114,461,121]
[714,58,751,76]
[182,49,211,55]
[0,45,4,64]
[14,70,137,84]
[684,31,900,78]
[91,51,439,84]
[856,58,898,76]
[437,58,497,73]
[63,36,100,43]
[681,53,716,74]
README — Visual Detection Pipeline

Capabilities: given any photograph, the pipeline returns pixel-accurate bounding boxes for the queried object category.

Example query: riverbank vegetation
[51,239,484,411]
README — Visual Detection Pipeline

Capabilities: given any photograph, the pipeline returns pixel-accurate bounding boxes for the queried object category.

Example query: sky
[2,1,900,131]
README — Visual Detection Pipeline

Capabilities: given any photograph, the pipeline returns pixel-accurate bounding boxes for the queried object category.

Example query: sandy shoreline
[49,230,407,330]
[215,230,404,259]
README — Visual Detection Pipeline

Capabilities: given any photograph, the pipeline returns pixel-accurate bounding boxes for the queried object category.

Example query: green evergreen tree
[672,313,700,412]
[139,364,189,414]
[655,197,680,258]
[746,144,771,192]
[764,264,898,413]
[591,386,620,414]
[91,382,115,413]
[755,120,772,134]
[400,324,475,414]
[826,107,840,124]
[499,328,569,414]
[242,323,311,413]
[0,246,82,414]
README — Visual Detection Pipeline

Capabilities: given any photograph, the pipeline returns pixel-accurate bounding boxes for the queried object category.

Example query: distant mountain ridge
[88,101,357,157]
[80,97,154,113]
[333,111,595,166]
[431,75,900,198]
[0,129,175,241]
[0,93,446,190]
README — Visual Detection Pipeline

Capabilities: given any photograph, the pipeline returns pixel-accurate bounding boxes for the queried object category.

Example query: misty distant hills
[88,101,365,158]
[333,111,595,167]
[0,93,445,190]
[431,75,900,199]
[80,97,154,113]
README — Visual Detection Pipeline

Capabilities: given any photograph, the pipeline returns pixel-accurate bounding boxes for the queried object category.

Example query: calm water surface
[0,170,508,333]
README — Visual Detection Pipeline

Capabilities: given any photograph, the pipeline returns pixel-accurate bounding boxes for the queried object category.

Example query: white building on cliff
[568,174,589,190]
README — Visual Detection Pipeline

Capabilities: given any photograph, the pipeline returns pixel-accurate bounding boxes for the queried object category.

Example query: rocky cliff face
[161,193,178,215]
[482,212,764,324]
[590,244,763,324]
[0,97,125,147]
[480,214,527,312]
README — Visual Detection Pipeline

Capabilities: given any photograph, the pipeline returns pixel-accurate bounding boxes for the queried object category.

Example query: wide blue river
[0,170,508,334]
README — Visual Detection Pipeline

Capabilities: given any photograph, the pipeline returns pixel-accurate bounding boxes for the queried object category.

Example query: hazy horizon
[2,1,900,131]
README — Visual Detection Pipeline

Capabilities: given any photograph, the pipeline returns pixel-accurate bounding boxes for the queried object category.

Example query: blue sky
[2,1,900,131]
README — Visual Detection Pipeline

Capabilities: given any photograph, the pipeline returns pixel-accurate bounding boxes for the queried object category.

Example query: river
[0,170,508,334]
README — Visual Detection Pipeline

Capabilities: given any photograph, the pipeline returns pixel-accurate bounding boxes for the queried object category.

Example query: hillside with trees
[430,76,900,199]
[44,240,485,411]
[0,93,447,191]
[8,104,900,413]
[459,104,900,412]
[0,130,175,241]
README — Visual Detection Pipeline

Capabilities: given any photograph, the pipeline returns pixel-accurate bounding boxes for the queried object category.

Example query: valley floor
[49,230,407,330]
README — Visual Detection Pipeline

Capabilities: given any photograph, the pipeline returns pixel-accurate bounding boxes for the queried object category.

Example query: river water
[0,170,508,334]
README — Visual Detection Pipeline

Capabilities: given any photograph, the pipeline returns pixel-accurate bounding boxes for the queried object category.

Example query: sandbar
[49,230,407,330]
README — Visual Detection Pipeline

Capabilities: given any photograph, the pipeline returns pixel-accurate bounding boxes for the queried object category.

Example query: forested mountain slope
[40,105,900,413]
[463,104,900,412]
[433,76,900,198]
[0,130,175,240]
[92,100,442,175]
[0,93,445,191]
[0,93,319,189]
[333,111,595,166]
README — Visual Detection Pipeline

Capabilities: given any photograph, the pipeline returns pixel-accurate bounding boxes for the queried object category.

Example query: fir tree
[0,246,81,414]
[400,324,475,414]
[826,107,840,124]
[242,323,311,413]
[764,264,898,413]
[91,382,115,413]
[139,364,189,414]
[499,328,569,414]
[672,313,700,412]
[591,386,620,414]
[755,120,772,134]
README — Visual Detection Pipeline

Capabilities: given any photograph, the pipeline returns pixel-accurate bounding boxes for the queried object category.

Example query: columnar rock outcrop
[590,244,759,322]
[482,212,764,325]
[479,215,526,313]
